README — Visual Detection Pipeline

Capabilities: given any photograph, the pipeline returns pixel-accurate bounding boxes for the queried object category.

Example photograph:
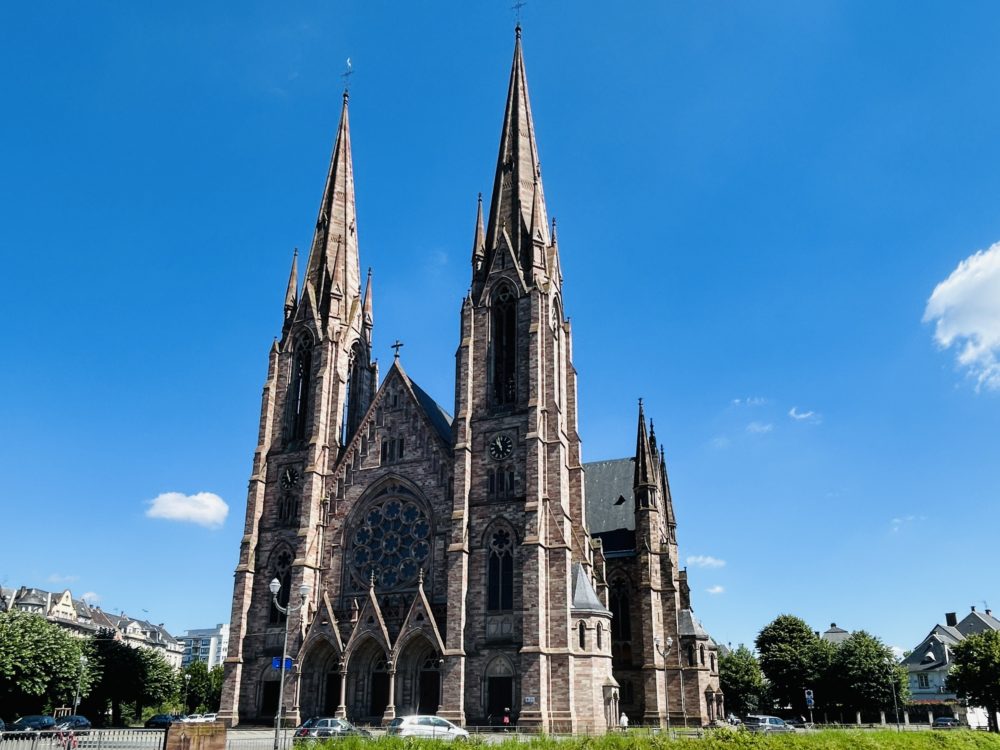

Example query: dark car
[294,717,372,742]
[932,717,960,729]
[145,714,184,729]
[56,716,91,732]
[10,716,57,733]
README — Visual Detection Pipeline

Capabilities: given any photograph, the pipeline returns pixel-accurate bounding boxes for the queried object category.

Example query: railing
[0,729,166,750]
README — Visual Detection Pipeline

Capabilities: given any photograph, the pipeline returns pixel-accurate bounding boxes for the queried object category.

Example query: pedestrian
[620,712,629,732]
[503,708,511,731]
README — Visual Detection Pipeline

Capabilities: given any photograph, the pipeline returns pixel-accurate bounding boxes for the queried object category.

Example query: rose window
[349,495,431,591]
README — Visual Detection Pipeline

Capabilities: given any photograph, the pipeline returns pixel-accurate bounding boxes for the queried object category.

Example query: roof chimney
[971,605,976,612]
[831,623,837,628]
[946,612,957,627]
[987,609,993,616]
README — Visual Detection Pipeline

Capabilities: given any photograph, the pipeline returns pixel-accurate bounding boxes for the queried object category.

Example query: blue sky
[2,2,999,656]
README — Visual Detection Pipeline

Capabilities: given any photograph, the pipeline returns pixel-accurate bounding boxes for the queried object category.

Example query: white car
[386,716,469,741]
[183,714,203,723]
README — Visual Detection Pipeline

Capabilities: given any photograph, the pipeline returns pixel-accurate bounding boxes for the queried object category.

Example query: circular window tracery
[348,492,431,591]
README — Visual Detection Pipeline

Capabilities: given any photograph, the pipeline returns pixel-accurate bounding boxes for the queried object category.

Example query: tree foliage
[829,631,908,713]
[755,614,832,714]
[719,644,768,717]
[0,610,90,716]
[947,630,1000,733]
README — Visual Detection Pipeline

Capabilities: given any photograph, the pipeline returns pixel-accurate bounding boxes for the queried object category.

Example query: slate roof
[679,609,710,639]
[409,379,453,445]
[570,562,610,614]
[583,458,635,535]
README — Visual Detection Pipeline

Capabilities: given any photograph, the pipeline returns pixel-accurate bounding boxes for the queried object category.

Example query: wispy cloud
[687,555,726,569]
[47,573,79,584]
[81,592,100,604]
[710,436,731,449]
[890,515,926,533]
[923,242,1000,391]
[146,491,229,529]
[746,421,773,434]
[706,585,725,595]
[732,397,768,406]
[788,406,821,423]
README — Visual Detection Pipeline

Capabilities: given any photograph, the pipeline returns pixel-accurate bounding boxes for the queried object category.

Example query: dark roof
[584,458,634,534]
[570,563,610,614]
[593,528,635,554]
[409,379,453,444]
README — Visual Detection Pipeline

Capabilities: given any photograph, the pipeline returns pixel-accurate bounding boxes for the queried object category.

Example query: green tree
[755,614,832,715]
[0,610,90,716]
[829,631,908,715]
[719,644,768,717]
[207,665,225,712]
[86,629,145,725]
[947,630,1000,733]
[138,648,177,715]
[183,660,212,712]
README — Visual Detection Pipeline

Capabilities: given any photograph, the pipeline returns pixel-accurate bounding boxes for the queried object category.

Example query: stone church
[220,28,723,732]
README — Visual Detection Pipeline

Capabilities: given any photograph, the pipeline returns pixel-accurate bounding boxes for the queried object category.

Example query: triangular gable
[303,592,345,655]
[482,228,527,297]
[392,578,445,659]
[344,584,392,659]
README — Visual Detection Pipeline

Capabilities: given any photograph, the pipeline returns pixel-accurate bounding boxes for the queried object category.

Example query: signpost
[804,689,814,725]
[272,657,293,671]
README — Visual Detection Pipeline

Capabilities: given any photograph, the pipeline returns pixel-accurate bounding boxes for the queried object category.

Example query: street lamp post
[271,578,310,750]
[73,654,87,713]
[183,673,191,713]
[886,658,901,732]
[654,637,674,733]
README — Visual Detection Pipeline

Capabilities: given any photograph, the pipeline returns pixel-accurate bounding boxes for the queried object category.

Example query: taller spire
[283,248,298,326]
[634,400,656,492]
[483,26,549,281]
[300,91,362,328]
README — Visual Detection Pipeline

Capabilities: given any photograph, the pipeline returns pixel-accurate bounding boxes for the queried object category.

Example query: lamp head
[269,578,281,595]
[298,583,310,601]
[666,637,673,648]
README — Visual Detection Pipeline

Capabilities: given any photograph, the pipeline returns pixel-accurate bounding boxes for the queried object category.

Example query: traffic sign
[805,689,814,707]
[272,657,293,670]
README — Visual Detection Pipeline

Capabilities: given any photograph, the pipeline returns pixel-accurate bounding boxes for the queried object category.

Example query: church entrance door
[418,670,440,714]
[324,673,342,715]
[370,672,389,717]
[487,677,513,720]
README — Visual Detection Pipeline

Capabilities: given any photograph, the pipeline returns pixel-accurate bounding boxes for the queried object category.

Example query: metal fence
[0,729,165,750]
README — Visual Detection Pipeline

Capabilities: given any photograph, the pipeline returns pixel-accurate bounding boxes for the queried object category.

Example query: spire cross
[512,0,527,26]
[391,340,404,359]
[341,58,354,97]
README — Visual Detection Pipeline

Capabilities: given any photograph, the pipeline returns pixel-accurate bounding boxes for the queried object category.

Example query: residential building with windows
[182,623,231,669]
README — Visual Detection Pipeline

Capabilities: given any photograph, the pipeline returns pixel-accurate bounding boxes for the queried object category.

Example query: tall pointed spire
[484,26,549,280]
[471,193,485,272]
[660,444,677,536]
[283,248,299,323]
[301,91,362,326]
[634,399,656,490]
[362,267,374,344]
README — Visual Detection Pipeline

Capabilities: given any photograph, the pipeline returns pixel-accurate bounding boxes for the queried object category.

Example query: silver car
[386,716,469,741]
[744,715,795,733]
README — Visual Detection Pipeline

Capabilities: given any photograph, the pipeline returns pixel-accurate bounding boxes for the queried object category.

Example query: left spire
[282,248,298,328]
[300,91,362,328]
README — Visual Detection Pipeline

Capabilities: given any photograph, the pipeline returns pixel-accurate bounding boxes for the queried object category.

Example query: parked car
[55,716,91,732]
[0,718,6,732]
[932,717,960,729]
[145,714,183,729]
[182,714,203,723]
[743,715,795,733]
[200,714,218,723]
[293,717,372,742]
[387,716,469,741]
[9,716,57,733]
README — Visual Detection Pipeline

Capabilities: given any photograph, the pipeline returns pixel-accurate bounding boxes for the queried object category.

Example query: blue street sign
[272,657,293,670]
[805,689,814,707]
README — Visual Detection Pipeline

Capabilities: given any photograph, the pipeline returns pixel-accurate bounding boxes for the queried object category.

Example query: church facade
[219,29,723,732]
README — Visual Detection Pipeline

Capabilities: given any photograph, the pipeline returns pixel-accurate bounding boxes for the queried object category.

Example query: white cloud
[923,242,1000,391]
[81,592,100,604]
[890,515,926,533]
[788,406,820,423]
[732,397,768,406]
[47,573,79,584]
[710,436,731,449]
[746,421,773,434]
[687,555,726,569]
[706,585,725,595]
[890,645,905,660]
[146,491,229,529]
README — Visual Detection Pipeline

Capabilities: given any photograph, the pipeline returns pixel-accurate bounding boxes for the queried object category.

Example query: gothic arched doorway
[297,637,343,719]
[393,635,441,716]
[484,656,516,723]
[345,638,390,723]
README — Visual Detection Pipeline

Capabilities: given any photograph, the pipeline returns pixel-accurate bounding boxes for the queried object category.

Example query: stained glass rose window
[349,493,431,591]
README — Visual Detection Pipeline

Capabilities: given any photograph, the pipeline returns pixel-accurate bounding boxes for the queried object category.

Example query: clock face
[280,467,300,490]
[488,433,514,461]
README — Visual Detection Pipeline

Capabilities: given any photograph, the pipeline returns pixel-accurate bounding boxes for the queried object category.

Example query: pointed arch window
[268,549,293,625]
[491,285,517,406]
[278,495,300,527]
[288,334,314,445]
[487,528,514,612]
[610,580,632,667]
[597,622,604,650]
[578,621,586,650]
